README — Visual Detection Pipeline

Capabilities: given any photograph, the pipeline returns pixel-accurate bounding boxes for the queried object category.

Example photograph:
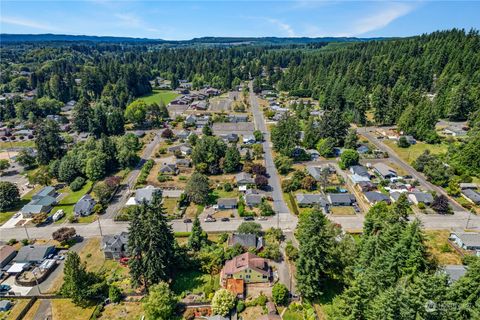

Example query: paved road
[361,127,464,211]
[103,130,163,219]
[249,82,290,215]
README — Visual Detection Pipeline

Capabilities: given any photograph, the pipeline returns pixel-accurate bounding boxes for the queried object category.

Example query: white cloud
[266,18,296,37]
[114,13,142,27]
[0,16,57,31]
[345,2,417,36]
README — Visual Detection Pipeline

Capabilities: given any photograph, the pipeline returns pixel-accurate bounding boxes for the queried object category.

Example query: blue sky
[1,1,479,40]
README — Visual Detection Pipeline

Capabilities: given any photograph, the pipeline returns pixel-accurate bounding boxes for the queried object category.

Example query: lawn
[283,310,304,320]
[425,230,462,265]
[162,197,178,215]
[51,299,95,320]
[52,181,93,223]
[171,269,219,297]
[135,90,178,105]
[97,302,143,320]
[0,185,42,225]
[330,206,356,216]
[21,299,41,320]
[240,306,265,320]
[0,139,35,150]
[384,140,448,164]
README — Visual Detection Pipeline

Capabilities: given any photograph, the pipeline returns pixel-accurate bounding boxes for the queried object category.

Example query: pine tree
[188,216,207,251]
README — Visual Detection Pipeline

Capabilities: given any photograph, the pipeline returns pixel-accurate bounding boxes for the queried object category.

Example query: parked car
[243,216,254,221]
[221,217,230,222]
[257,216,268,221]
[0,284,11,292]
[204,217,216,222]
[13,212,20,218]
[183,218,192,223]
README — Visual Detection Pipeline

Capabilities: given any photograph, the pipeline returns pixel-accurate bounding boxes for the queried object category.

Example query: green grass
[0,139,35,150]
[135,90,178,105]
[383,140,448,164]
[52,181,93,223]
[170,269,219,297]
[283,310,304,320]
[162,198,178,215]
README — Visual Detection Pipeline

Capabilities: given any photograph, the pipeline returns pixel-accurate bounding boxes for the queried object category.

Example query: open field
[0,139,35,150]
[383,140,448,164]
[330,206,356,216]
[424,230,462,265]
[53,181,93,223]
[135,90,178,105]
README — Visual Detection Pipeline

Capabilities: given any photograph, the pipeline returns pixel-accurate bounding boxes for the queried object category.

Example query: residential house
[306,149,320,160]
[243,135,256,144]
[236,172,254,186]
[220,252,271,286]
[21,186,57,218]
[462,189,480,205]
[449,232,480,251]
[401,135,417,145]
[129,186,161,205]
[228,233,264,250]
[443,127,468,137]
[296,194,329,212]
[306,165,334,181]
[350,165,370,178]
[356,145,370,154]
[0,245,17,268]
[229,114,248,123]
[408,192,434,205]
[225,278,245,299]
[13,245,55,264]
[217,198,238,210]
[349,174,371,185]
[190,101,208,110]
[364,192,392,205]
[180,145,192,155]
[176,130,191,140]
[176,158,191,167]
[356,181,376,192]
[159,164,179,175]
[373,163,397,179]
[245,189,264,207]
[327,193,355,206]
[185,114,197,126]
[459,183,478,190]
[102,232,129,260]
[442,265,467,283]
[390,191,411,203]
[73,194,96,217]
[220,133,239,143]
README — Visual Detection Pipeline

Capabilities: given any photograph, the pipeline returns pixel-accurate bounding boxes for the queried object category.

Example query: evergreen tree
[223,145,241,173]
[35,119,65,164]
[188,216,207,251]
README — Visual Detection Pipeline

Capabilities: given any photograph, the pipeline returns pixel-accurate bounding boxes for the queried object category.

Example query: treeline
[278,29,480,141]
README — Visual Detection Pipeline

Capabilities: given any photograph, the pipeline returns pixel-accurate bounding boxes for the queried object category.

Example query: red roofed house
[220,252,271,287]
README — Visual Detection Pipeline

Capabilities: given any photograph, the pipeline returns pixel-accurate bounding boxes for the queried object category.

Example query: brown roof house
[0,245,17,268]
[220,252,271,286]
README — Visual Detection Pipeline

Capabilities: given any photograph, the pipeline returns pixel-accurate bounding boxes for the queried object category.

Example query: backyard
[97,302,143,320]
[135,90,178,105]
[52,181,94,224]
[383,140,448,164]
[170,269,219,297]
[424,230,463,265]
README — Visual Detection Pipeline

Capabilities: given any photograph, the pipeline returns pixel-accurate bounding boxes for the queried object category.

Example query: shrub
[158,174,173,182]
[223,182,233,192]
[236,300,246,313]
[70,177,86,191]
[418,202,426,209]
[272,283,289,305]
[109,285,122,303]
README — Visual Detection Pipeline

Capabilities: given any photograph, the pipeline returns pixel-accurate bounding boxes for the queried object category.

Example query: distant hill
[0,33,388,45]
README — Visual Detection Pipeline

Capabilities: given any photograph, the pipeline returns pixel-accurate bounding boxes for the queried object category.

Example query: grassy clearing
[212,188,239,199]
[97,302,143,320]
[283,310,304,320]
[330,206,356,216]
[384,140,448,164]
[51,299,95,320]
[53,181,93,223]
[135,90,178,105]
[171,269,219,296]
[162,197,178,215]
[0,139,35,150]
[240,306,265,320]
[425,230,462,265]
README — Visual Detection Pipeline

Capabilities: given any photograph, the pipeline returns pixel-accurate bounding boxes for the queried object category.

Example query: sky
[1,1,479,40]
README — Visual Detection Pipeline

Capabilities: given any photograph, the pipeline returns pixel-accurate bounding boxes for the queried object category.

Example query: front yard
[52,181,94,224]
[424,230,463,265]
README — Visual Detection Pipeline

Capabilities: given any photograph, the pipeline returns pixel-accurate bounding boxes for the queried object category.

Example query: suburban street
[249,82,291,215]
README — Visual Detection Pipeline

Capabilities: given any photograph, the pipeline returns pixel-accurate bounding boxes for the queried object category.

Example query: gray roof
[452,232,480,247]
[459,183,478,190]
[364,191,391,203]
[74,194,96,215]
[306,166,322,180]
[443,265,467,283]
[236,172,254,184]
[245,194,263,206]
[217,198,237,206]
[34,186,56,198]
[327,193,355,204]
[230,233,263,250]
[34,195,56,206]
[102,232,129,254]
[373,163,397,178]
[21,204,47,214]
[462,189,480,204]
[135,186,161,204]
[14,245,55,263]
[160,164,178,173]
[350,165,369,177]
[296,194,328,207]
[410,192,434,204]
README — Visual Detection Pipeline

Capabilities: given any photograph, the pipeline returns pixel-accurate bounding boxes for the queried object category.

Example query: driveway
[248,82,290,215]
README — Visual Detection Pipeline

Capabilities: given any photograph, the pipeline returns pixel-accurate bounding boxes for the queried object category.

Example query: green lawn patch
[383,140,448,164]
[135,90,178,105]
[283,310,304,320]
[162,197,178,215]
[171,269,219,297]
[52,181,93,223]
[0,139,35,150]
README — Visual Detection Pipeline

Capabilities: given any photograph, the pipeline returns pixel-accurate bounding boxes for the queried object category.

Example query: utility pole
[97,216,103,237]
[24,225,30,241]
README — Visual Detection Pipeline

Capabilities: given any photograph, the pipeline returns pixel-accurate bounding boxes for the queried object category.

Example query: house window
[246,275,250,279]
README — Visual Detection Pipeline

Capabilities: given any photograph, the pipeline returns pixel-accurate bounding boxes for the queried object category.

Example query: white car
[13,213,20,218]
